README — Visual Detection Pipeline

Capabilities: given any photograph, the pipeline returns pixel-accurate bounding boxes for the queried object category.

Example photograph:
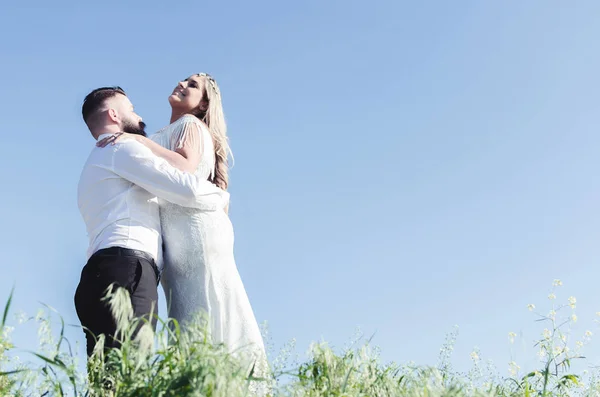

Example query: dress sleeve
[169,115,206,154]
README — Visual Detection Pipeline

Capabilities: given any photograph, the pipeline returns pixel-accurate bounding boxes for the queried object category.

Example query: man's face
[109,94,146,136]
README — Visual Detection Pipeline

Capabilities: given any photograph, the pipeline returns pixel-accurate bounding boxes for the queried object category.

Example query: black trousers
[74,247,159,356]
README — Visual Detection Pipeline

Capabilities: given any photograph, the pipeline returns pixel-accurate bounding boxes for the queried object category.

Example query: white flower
[553,279,563,287]
[568,296,576,309]
[549,310,556,320]
[508,332,516,344]
[508,361,520,377]
[548,293,556,300]
[528,304,536,311]
[585,330,593,338]
[572,314,578,323]
[543,329,552,340]
[554,345,563,355]
[1,326,14,339]
[14,310,28,325]
[470,351,479,361]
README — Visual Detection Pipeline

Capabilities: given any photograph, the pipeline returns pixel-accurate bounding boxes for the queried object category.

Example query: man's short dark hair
[82,86,126,125]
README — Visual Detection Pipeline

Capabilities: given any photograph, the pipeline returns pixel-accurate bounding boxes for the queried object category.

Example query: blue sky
[2,0,600,378]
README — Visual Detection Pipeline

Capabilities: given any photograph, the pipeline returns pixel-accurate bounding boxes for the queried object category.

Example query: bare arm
[97,120,204,173]
[110,140,228,210]
[136,136,197,172]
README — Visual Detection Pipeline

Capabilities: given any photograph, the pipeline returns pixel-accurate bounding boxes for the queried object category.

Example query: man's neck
[93,125,121,140]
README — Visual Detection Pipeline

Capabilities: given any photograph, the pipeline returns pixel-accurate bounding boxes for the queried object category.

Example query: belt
[92,247,161,284]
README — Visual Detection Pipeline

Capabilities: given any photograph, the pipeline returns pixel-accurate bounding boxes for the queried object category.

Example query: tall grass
[1,280,599,396]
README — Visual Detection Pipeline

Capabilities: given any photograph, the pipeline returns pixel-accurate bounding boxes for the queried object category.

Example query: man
[75,86,228,356]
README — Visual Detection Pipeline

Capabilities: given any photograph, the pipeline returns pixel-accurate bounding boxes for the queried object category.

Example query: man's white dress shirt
[77,134,229,270]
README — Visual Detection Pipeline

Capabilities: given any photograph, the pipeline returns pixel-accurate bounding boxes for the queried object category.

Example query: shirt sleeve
[110,139,229,211]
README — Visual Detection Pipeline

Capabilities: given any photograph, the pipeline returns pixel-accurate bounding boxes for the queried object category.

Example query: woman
[98,74,268,383]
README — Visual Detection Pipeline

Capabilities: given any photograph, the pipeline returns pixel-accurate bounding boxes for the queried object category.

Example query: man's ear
[107,108,119,123]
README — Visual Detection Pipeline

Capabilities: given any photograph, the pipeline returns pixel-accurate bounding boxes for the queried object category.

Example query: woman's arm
[97,122,204,173]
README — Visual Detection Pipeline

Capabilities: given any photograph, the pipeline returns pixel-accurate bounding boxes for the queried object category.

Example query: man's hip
[74,246,160,356]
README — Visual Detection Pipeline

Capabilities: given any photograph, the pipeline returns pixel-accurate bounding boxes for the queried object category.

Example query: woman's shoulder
[174,114,205,128]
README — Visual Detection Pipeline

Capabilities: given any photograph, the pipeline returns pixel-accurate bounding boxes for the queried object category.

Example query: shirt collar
[97,133,114,142]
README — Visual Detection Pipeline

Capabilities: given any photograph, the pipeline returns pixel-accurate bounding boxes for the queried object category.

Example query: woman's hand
[96,132,141,148]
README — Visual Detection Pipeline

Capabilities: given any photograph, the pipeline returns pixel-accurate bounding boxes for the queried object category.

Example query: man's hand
[96,132,140,148]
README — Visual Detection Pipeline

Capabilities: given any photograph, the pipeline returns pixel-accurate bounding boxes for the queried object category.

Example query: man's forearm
[113,141,228,210]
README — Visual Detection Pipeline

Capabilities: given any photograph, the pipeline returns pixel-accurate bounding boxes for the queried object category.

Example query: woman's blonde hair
[191,73,232,190]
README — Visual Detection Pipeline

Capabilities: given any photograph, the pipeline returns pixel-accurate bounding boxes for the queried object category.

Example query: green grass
[1,280,599,396]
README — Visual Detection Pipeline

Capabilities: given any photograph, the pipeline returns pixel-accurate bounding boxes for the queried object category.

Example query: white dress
[150,115,268,386]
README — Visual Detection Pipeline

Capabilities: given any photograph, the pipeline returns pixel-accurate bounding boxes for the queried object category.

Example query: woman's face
[168,75,205,112]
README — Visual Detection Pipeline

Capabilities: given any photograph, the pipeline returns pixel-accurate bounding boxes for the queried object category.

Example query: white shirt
[77,134,229,269]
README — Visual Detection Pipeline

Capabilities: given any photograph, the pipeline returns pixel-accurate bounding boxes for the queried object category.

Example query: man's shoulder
[83,139,146,167]
[112,138,151,156]
[110,139,158,169]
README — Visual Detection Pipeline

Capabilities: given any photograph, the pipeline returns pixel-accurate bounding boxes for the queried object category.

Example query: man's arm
[109,140,228,210]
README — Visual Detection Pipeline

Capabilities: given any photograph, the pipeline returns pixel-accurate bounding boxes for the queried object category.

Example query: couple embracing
[75,74,267,382]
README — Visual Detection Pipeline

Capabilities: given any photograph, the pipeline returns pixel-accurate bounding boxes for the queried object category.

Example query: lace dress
[150,115,269,391]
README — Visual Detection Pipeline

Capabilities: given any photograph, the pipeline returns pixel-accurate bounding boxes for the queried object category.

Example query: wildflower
[576,341,584,349]
[553,279,563,287]
[548,293,556,300]
[1,326,14,339]
[572,314,578,323]
[554,345,563,355]
[549,310,556,320]
[508,332,516,344]
[508,361,520,377]
[528,304,535,311]
[568,296,576,309]
[543,329,552,339]
[470,351,479,361]
[585,330,593,338]
[561,334,567,343]
[14,310,27,325]
[538,348,547,359]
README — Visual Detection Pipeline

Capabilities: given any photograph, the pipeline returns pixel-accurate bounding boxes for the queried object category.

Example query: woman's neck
[170,110,186,124]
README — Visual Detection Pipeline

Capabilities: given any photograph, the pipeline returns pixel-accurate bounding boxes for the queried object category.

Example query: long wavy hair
[190,73,232,190]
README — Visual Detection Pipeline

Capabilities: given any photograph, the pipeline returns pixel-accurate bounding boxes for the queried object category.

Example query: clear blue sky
[2,0,600,378]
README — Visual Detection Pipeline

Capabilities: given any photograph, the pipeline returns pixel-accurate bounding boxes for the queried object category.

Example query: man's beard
[122,120,147,137]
